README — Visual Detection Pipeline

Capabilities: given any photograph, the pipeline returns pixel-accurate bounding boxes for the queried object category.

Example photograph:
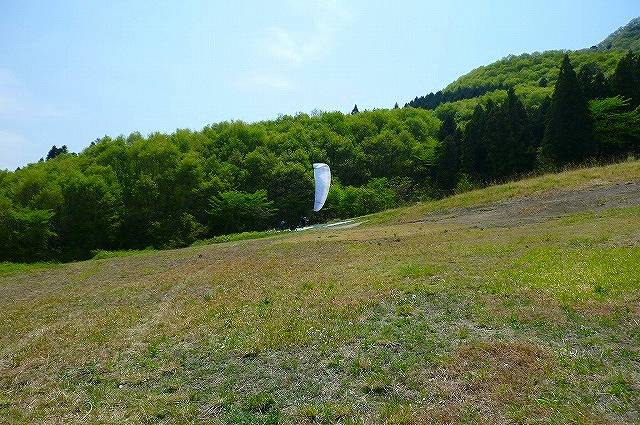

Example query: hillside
[409,47,626,120]
[598,17,640,52]
[445,49,623,93]
[445,16,640,94]
[1,160,640,423]
[408,17,640,115]
[2,17,640,264]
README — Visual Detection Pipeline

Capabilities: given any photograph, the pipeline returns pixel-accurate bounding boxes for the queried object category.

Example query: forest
[2,50,640,263]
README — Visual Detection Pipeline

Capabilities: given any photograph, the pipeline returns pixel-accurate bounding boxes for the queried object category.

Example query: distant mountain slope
[408,18,638,114]
[444,50,623,92]
[597,17,640,52]
[446,17,640,92]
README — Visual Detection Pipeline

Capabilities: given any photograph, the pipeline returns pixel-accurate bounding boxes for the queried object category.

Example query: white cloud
[239,72,295,90]
[239,1,351,92]
[260,0,351,67]
[235,71,295,91]
[0,130,37,170]
[0,68,19,87]
[263,27,304,65]
[0,67,64,119]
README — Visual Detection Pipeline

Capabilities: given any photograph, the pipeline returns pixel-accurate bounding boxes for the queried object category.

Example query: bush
[209,190,276,235]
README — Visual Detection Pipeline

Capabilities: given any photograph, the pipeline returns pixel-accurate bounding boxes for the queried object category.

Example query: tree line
[1,52,639,263]
[0,108,441,262]
[431,52,640,192]
[405,83,509,110]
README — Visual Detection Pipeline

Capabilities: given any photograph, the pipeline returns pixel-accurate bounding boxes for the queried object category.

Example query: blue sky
[0,0,638,170]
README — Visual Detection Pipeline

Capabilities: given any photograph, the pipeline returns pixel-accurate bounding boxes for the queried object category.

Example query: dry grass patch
[448,340,553,391]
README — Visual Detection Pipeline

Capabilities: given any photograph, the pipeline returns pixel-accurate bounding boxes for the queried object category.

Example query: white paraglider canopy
[313,163,331,212]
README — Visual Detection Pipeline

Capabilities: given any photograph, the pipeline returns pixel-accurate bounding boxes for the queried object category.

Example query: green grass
[1,160,639,424]
[191,229,282,246]
[368,158,640,224]
[89,230,284,260]
[498,246,640,301]
[91,248,156,260]
[398,263,441,279]
[0,261,58,276]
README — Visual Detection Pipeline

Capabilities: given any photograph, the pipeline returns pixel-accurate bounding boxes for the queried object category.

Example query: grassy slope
[1,161,640,424]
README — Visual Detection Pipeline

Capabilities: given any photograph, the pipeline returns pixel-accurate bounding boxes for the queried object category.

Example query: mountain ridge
[408,17,639,110]
[597,16,640,52]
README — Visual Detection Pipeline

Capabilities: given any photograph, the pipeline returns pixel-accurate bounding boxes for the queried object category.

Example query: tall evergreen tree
[434,114,461,192]
[578,64,610,100]
[540,55,595,166]
[531,96,551,153]
[351,104,360,114]
[484,99,511,180]
[503,88,531,174]
[591,68,611,99]
[461,104,488,182]
[611,51,638,107]
[46,145,68,160]
[393,102,399,109]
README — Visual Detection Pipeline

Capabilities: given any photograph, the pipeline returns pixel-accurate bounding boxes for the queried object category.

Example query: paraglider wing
[313,163,331,212]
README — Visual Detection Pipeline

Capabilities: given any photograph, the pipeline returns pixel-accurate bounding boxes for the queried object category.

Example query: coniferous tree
[592,68,611,99]
[461,104,488,182]
[611,51,638,107]
[407,84,508,110]
[46,145,68,160]
[434,114,461,192]
[484,99,512,180]
[540,55,595,166]
[531,97,551,153]
[464,91,532,182]
[504,88,532,174]
[351,104,360,114]
[578,64,610,100]
[393,102,399,109]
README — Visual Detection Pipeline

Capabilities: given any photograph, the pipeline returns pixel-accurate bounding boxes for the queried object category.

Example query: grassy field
[1,161,640,424]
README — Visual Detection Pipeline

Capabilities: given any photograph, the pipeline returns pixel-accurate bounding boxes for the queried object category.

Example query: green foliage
[611,50,640,107]
[0,108,444,262]
[267,162,313,223]
[91,248,155,260]
[325,178,399,218]
[46,145,69,160]
[433,114,461,191]
[590,96,640,158]
[540,55,596,167]
[485,90,530,179]
[446,50,624,95]
[454,173,474,194]
[0,198,57,262]
[209,190,276,235]
[192,230,278,246]
[0,261,58,275]
[577,63,611,99]
[4,27,640,263]
[597,17,640,52]
[434,89,508,123]
[56,172,123,259]
[459,89,535,184]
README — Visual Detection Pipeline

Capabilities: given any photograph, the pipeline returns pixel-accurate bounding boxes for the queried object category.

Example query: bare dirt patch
[416,180,640,228]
